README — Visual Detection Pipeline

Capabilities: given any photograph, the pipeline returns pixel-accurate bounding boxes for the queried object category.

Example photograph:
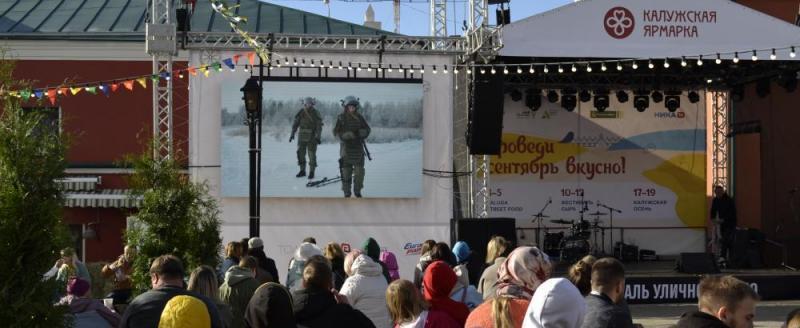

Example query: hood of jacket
[159,295,211,328]
[450,264,470,297]
[525,278,586,328]
[225,265,256,286]
[362,238,381,262]
[245,282,296,328]
[350,254,383,277]
[66,297,105,314]
[423,261,457,300]
[292,287,337,321]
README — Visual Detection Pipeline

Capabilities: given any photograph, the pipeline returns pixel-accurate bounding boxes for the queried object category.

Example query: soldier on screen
[290,97,324,179]
[333,96,371,198]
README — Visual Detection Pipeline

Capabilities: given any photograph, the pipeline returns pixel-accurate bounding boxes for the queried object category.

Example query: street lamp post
[241,76,262,237]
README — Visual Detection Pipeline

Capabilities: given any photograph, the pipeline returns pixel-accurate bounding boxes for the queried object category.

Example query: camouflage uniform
[333,96,371,197]
[291,97,323,179]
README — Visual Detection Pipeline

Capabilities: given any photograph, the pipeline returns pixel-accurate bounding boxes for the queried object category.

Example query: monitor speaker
[468,73,505,155]
[450,218,517,286]
[676,252,720,274]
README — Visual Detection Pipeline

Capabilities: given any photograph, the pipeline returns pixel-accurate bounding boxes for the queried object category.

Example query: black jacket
[120,285,223,328]
[580,293,634,328]
[292,287,376,328]
[249,248,281,284]
[710,195,737,229]
[676,311,730,328]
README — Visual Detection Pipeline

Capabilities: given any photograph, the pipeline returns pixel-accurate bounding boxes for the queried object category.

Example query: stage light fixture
[731,85,745,102]
[651,91,664,103]
[648,60,654,69]
[525,88,542,111]
[716,54,722,64]
[663,60,670,68]
[633,95,649,112]
[791,46,797,58]
[579,90,592,103]
[681,57,687,67]
[547,90,559,103]
[756,79,771,98]
[503,67,509,74]
[751,50,758,61]
[632,61,639,70]
[697,56,703,66]
[616,63,623,71]
[561,94,577,112]
[586,65,593,73]
[558,66,564,73]
[688,91,700,103]
[571,64,577,72]
[593,89,610,112]
[771,49,777,60]
[517,67,522,74]
[601,63,607,71]
[510,89,523,102]
[616,90,629,103]
[491,67,497,74]
[664,91,681,112]
[733,52,740,63]
[529,65,535,74]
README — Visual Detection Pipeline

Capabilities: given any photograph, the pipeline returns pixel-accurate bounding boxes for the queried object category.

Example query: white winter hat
[248,237,264,249]
[294,242,323,261]
[522,278,587,328]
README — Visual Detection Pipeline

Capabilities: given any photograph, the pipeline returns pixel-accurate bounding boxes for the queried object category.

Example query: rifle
[362,139,372,161]
[306,176,342,188]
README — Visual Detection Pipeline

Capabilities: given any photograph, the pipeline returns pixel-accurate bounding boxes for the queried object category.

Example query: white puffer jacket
[339,254,391,328]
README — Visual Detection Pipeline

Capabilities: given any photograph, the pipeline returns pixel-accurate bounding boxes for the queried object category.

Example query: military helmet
[341,96,360,108]
[302,97,316,105]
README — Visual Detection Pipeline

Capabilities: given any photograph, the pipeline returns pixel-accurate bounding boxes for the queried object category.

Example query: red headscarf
[422,261,470,325]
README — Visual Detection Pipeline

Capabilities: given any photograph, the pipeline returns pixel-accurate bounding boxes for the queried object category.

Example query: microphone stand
[597,202,622,257]
[532,197,552,249]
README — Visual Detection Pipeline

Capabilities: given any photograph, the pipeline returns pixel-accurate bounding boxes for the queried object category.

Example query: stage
[554,259,800,304]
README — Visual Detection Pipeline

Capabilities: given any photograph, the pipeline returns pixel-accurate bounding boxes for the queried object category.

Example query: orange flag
[111,83,120,92]
[188,66,197,76]
[123,80,135,91]
[59,87,69,96]
[47,89,57,105]
[233,54,242,64]
[247,52,256,66]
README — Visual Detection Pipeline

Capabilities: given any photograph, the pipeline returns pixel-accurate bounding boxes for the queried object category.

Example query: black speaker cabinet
[450,218,517,286]
[676,252,720,274]
[468,73,505,155]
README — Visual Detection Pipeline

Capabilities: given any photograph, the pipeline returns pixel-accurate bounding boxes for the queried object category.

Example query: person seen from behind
[422,260,470,326]
[385,279,460,328]
[478,236,511,299]
[188,265,233,328]
[676,275,758,328]
[522,278,587,328]
[220,256,262,328]
[581,258,633,328]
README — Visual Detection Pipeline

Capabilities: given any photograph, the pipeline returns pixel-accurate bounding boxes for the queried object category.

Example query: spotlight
[756,79,770,98]
[780,71,798,92]
[697,56,704,66]
[688,91,700,103]
[651,91,664,103]
[579,90,592,103]
[525,88,542,111]
[510,89,523,102]
[731,85,745,102]
[664,91,681,112]
[616,90,629,103]
[593,89,610,112]
[547,90,559,103]
[634,95,650,112]
[562,95,577,112]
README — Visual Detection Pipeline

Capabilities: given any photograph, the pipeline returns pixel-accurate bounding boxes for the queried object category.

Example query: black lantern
[241,77,261,114]
[241,76,262,237]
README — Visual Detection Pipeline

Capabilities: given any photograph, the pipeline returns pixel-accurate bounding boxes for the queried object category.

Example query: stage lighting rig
[547,90,560,103]
[579,90,592,103]
[616,90,629,103]
[561,88,577,112]
[664,90,681,112]
[525,88,542,111]
[688,91,700,103]
[510,89,523,102]
[651,91,664,103]
[634,90,650,112]
[593,89,610,112]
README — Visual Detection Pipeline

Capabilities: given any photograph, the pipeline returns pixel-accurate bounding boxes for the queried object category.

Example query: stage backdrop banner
[491,92,706,253]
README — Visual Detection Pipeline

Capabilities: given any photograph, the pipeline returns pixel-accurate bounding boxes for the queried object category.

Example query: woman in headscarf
[244,282,296,328]
[465,246,552,328]
[422,261,470,326]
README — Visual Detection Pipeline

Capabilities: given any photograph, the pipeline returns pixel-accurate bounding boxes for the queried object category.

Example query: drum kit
[531,194,622,263]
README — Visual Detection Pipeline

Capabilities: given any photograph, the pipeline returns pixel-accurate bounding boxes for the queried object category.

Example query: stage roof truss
[183,32,467,54]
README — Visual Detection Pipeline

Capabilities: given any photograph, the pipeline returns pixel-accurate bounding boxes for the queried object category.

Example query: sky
[259,0,574,36]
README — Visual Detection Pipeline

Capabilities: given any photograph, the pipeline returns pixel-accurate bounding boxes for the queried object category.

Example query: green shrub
[125,146,222,294]
[0,57,70,326]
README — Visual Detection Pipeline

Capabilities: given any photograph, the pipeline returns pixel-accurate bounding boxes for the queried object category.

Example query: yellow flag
[136,78,147,89]
[70,87,82,95]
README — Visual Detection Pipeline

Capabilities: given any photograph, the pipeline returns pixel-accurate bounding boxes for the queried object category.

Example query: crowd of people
[47,236,800,328]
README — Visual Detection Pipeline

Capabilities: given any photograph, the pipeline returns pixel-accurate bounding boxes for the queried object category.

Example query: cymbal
[586,211,608,216]
[550,219,574,225]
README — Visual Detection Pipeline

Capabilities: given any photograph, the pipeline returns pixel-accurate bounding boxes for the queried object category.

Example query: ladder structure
[146,0,177,161]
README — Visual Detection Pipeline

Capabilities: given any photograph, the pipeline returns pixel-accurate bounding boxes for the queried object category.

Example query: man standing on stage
[290,97,323,180]
[333,96,370,198]
[710,185,737,262]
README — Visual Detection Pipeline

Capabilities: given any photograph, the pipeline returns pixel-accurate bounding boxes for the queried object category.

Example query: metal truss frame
[148,0,175,161]
[711,91,730,191]
[430,0,447,45]
[184,32,466,54]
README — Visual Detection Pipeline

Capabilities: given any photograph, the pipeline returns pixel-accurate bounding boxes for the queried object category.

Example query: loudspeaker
[468,73,505,155]
[676,253,720,274]
[451,218,517,286]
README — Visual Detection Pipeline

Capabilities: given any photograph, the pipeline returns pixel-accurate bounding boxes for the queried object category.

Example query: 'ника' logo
[604,7,635,39]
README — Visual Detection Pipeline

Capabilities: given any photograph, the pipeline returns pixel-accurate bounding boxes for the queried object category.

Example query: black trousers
[720,226,734,259]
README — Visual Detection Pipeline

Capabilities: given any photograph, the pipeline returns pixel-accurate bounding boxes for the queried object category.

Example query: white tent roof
[500,0,800,60]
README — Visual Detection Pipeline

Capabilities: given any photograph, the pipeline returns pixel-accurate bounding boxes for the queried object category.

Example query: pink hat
[67,277,90,296]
